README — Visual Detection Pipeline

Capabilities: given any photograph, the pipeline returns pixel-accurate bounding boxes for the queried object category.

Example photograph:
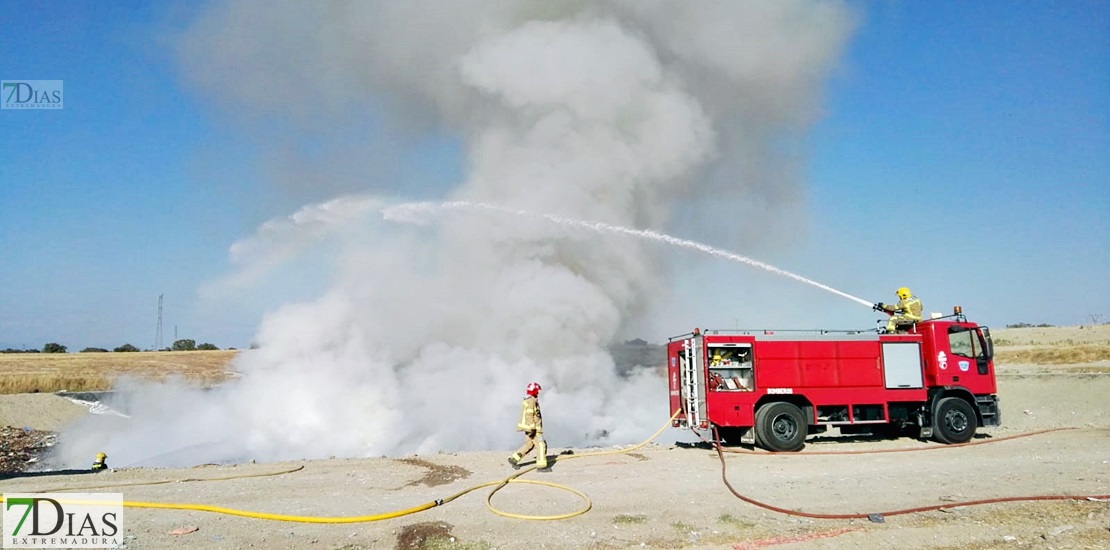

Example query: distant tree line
[170,339,220,351]
[0,339,222,353]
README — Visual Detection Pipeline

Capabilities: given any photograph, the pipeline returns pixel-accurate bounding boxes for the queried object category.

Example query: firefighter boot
[535,438,551,472]
[506,453,522,470]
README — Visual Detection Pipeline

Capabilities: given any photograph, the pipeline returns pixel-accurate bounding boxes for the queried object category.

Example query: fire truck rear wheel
[932,397,977,444]
[754,402,807,452]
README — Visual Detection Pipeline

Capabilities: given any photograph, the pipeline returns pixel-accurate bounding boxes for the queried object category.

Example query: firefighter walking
[873,286,923,333]
[507,382,550,472]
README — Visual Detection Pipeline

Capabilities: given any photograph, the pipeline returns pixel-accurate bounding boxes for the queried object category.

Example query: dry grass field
[992,323,1110,372]
[0,350,238,394]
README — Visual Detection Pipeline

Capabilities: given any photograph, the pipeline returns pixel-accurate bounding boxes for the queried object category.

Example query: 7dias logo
[1,81,63,109]
[3,493,122,549]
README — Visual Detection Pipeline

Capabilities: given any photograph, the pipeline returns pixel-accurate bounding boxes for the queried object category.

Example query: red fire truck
[666,308,1000,451]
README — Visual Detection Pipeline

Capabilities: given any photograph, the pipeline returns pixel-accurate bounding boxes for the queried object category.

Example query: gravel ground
[2,369,1108,550]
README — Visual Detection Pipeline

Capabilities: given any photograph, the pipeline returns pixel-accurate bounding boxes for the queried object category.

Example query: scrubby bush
[197,343,220,351]
[42,342,67,353]
[1005,323,1055,329]
[172,339,197,351]
[113,343,140,352]
[80,347,109,353]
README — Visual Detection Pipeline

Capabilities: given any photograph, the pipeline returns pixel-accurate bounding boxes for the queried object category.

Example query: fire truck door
[681,336,707,428]
[947,326,993,376]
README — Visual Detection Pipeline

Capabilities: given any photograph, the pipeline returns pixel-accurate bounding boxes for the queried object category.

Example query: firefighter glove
[873,302,885,312]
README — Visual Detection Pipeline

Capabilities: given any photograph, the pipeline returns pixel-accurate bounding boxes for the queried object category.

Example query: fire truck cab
[666,310,1001,451]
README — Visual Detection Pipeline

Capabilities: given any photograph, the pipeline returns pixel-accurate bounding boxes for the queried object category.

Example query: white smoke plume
[53,1,854,467]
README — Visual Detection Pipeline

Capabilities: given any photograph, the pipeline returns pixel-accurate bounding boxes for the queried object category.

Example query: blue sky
[802,2,1108,330]
[1,1,1106,351]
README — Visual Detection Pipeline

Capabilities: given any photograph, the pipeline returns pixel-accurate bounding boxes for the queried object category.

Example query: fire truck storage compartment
[881,342,924,389]
[707,343,753,391]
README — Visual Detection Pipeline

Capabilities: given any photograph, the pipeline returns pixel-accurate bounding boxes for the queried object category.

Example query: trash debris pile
[0,426,57,473]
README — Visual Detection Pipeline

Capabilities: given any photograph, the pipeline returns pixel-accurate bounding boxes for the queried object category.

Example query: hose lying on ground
[3,414,1105,523]
[0,412,681,523]
[708,425,1110,520]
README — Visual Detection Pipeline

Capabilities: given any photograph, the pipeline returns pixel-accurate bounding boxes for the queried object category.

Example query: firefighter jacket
[516,395,543,433]
[885,296,923,321]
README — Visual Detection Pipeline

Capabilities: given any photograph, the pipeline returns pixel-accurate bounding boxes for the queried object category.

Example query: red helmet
[526,382,541,396]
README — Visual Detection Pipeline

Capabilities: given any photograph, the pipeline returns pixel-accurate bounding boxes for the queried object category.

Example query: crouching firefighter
[507,382,550,472]
[91,452,108,471]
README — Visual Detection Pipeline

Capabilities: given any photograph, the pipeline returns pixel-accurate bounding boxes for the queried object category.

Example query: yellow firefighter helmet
[896,287,912,300]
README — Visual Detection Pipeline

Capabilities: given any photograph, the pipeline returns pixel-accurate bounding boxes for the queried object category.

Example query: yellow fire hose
[1,411,681,523]
[483,410,680,520]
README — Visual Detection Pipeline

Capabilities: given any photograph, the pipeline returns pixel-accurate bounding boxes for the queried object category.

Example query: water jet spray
[383,201,873,308]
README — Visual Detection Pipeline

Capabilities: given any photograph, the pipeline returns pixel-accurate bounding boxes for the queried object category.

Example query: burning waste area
[0,426,57,474]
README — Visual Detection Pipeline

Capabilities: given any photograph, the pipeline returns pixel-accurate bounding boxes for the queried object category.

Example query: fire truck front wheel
[754,402,807,452]
[932,397,977,444]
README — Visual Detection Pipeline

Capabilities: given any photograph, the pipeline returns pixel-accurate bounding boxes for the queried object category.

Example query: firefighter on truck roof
[873,287,923,333]
[507,382,550,472]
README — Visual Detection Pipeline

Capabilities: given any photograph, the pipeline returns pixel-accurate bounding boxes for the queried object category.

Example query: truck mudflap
[976,394,1001,427]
